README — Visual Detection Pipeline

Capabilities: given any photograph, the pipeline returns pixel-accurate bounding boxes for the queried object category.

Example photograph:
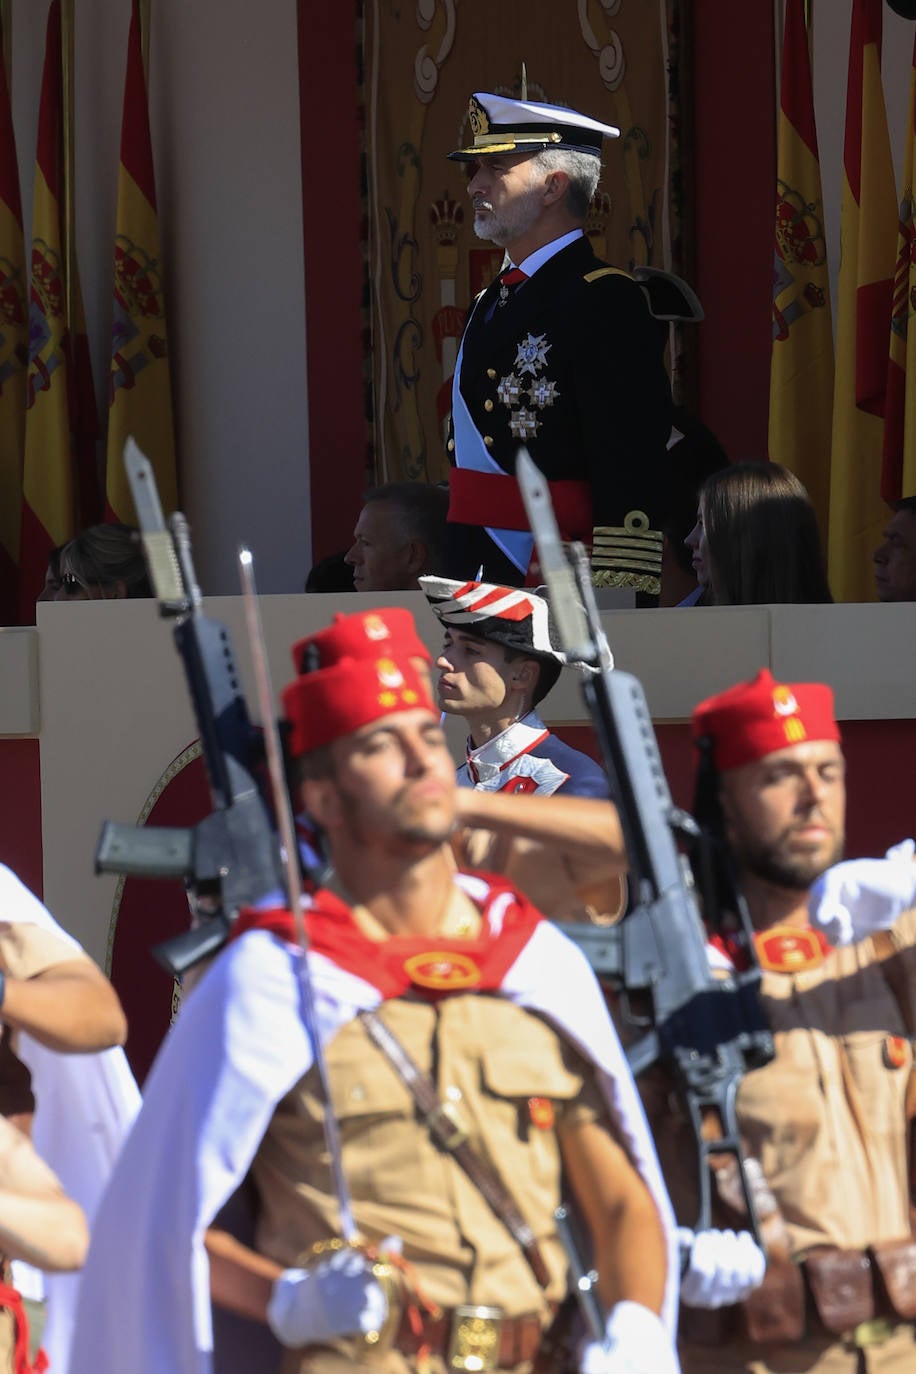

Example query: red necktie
[496,266,528,311]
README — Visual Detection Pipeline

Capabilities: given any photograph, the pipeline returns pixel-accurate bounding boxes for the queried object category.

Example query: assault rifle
[516,450,774,1241]
[95,440,288,976]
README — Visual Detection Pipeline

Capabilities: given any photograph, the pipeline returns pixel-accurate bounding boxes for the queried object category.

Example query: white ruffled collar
[466,712,548,784]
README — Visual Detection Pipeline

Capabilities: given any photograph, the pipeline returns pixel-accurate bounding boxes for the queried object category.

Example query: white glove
[809,840,916,946]
[677,1226,766,1308]
[579,1301,678,1374]
[266,1244,389,1348]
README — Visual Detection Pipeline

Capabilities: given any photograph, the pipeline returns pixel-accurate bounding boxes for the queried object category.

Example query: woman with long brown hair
[685,462,833,605]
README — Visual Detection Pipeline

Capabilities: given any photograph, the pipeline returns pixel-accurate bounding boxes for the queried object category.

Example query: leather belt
[396,1305,545,1369]
[681,1240,916,1348]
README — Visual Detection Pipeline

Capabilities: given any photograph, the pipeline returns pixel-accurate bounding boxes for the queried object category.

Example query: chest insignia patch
[754,924,828,973]
[528,1096,555,1130]
[403,950,482,990]
[883,1035,910,1070]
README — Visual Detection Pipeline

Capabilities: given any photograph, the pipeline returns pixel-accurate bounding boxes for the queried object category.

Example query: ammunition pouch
[681,1240,916,1346]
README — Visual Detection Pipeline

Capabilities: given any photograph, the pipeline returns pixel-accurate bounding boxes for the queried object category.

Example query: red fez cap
[283,610,436,757]
[692,668,840,772]
[290,608,431,675]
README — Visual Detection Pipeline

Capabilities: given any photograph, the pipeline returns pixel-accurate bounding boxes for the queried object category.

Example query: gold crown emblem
[468,96,490,137]
[430,191,464,246]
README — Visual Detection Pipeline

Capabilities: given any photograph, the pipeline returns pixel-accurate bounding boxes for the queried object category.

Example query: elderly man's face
[344,501,416,592]
[719,739,846,892]
[874,508,916,602]
[466,152,545,248]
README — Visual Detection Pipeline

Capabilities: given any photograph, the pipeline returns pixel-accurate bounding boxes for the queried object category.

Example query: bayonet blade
[515,447,593,661]
[124,437,188,613]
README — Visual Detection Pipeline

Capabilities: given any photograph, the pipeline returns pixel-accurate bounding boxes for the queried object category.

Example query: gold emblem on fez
[509,408,541,440]
[363,614,390,641]
[772,685,800,717]
[377,658,404,688]
[528,378,559,408]
[515,332,551,375]
[497,373,523,407]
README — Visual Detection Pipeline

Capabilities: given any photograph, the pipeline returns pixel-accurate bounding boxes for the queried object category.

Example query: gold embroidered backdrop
[360,0,687,486]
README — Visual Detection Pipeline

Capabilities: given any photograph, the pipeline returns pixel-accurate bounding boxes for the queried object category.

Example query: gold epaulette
[583,266,634,285]
[591,511,663,596]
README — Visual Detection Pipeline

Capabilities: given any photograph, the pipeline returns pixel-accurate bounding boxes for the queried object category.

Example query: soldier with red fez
[73,607,679,1374]
[445,91,693,596]
[657,668,916,1372]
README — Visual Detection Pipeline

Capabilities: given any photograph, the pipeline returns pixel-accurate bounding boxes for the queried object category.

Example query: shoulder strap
[873,928,916,1035]
[357,1008,551,1288]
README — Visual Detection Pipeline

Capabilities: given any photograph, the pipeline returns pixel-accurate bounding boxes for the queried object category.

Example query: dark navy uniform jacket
[446,235,672,587]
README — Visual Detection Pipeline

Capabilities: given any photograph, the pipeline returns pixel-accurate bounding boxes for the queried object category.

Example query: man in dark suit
[445,91,677,596]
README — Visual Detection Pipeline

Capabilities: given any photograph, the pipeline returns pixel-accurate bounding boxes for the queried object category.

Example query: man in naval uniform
[71,606,679,1374]
[445,92,676,597]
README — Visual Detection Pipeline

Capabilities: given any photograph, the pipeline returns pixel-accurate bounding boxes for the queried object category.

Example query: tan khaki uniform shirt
[648,907,916,1254]
[251,993,606,1372]
[0,922,89,1373]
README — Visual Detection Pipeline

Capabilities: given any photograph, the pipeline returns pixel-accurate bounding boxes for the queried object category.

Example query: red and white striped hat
[420,576,568,664]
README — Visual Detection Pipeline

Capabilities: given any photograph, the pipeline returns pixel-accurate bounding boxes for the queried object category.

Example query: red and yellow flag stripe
[882,33,916,503]
[828,0,898,601]
[0,20,26,624]
[106,0,176,524]
[769,0,833,537]
[19,0,74,616]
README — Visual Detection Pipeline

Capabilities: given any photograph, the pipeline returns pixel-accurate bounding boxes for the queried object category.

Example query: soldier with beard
[663,669,916,1373]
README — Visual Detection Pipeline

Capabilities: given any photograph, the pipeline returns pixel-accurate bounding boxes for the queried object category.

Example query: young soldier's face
[719,740,846,891]
[436,630,523,717]
[308,709,456,850]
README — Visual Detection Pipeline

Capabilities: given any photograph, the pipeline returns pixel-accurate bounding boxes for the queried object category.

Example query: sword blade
[237,547,359,1245]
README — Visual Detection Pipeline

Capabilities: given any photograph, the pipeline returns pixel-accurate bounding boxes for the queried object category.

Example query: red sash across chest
[231,875,543,1000]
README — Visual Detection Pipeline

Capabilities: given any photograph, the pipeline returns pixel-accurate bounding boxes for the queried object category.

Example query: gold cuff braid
[592,569,661,595]
[590,513,662,595]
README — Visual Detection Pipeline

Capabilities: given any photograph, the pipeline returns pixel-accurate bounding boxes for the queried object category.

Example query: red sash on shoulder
[231,875,542,1000]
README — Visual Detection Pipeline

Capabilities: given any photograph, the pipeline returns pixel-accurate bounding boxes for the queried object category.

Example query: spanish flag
[19,0,99,616]
[0,23,27,625]
[882,33,916,503]
[106,0,176,524]
[828,0,897,601]
[769,0,833,537]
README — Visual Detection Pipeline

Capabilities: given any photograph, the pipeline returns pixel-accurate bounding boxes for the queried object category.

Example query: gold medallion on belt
[447,1304,503,1371]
